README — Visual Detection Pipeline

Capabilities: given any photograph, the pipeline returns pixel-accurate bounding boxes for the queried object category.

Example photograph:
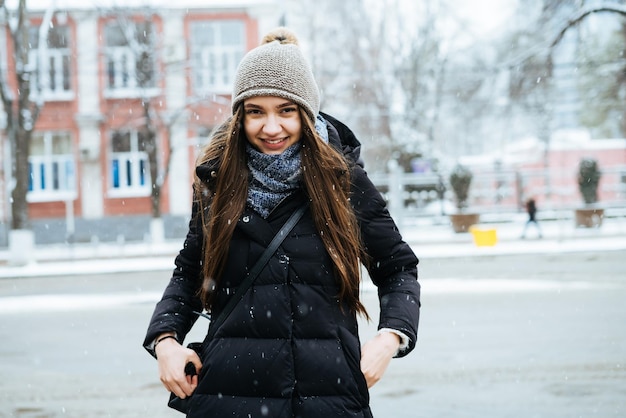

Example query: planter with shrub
[448,163,479,233]
[575,158,603,228]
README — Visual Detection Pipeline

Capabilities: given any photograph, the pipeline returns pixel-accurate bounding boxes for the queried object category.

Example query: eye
[281,106,298,114]
[245,108,262,115]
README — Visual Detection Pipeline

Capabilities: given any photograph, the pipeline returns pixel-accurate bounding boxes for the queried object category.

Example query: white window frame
[103,21,158,99]
[106,47,138,91]
[27,132,77,202]
[29,25,73,101]
[108,130,151,197]
[190,20,245,95]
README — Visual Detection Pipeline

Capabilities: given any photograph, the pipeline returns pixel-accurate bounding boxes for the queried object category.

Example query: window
[28,25,72,100]
[191,126,214,159]
[28,132,76,201]
[109,130,151,196]
[190,20,245,94]
[104,21,156,97]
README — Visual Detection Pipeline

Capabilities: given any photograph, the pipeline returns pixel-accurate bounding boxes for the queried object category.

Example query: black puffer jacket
[144,114,420,418]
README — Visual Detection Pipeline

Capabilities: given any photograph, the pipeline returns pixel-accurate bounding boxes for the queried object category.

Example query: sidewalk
[404,213,626,256]
[1,214,625,279]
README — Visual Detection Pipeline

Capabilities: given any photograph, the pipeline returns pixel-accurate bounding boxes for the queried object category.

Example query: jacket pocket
[167,342,204,414]
[337,326,370,404]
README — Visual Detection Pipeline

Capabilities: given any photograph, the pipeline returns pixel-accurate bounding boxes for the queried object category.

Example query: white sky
[455,0,518,37]
[436,0,519,53]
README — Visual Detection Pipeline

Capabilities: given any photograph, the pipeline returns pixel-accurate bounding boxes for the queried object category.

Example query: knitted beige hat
[232,27,320,121]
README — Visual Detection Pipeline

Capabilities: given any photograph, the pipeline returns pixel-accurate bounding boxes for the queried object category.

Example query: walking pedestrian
[521,197,542,239]
[143,27,420,418]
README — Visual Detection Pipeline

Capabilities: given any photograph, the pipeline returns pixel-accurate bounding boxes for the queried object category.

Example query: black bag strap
[206,203,308,338]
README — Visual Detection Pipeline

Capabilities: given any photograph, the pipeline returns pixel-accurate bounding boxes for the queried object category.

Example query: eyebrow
[244,101,296,110]
[276,101,296,108]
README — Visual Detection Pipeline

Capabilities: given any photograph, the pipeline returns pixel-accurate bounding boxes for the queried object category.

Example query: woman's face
[243,96,302,155]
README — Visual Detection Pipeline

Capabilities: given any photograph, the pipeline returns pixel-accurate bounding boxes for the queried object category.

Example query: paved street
[0,250,625,417]
[372,250,626,417]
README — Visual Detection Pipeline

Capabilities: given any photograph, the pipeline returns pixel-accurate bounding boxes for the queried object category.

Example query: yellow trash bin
[469,226,498,247]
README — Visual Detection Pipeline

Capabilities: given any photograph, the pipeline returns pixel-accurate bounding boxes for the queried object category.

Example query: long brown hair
[194,105,367,317]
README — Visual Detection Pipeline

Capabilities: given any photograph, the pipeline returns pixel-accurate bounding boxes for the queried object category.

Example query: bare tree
[102,11,192,229]
[291,0,403,172]
[549,2,626,137]
[577,19,626,137]
[501,1,626,136]
[549,1,626,48]
[0,0,52,233]
[396,1,446,164]
[101,12,166,220]
[494,0,625,201]
[289,0,625,176]
[293,0,505,170]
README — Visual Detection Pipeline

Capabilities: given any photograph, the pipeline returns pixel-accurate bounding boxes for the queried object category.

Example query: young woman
[143,28,420,418]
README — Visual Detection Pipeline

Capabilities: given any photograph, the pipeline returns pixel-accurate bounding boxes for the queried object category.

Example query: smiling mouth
[264,137,287,144]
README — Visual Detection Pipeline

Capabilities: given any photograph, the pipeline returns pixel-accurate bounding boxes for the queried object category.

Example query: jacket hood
[321,112,363,168]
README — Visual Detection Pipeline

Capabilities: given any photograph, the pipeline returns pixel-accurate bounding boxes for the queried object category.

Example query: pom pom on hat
[232,27,320,121]
[261,27,299,45]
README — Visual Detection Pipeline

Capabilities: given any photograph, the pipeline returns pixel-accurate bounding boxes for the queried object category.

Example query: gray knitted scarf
[246,142,302,218]
[246,115,329,218]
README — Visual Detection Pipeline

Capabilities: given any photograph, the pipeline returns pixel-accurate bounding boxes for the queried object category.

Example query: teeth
[266,138,284,144]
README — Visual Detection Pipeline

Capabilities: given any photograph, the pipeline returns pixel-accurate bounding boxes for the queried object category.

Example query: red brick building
[1,0,277,239]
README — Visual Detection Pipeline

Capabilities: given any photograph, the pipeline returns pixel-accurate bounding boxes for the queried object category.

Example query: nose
[262,114,281,136]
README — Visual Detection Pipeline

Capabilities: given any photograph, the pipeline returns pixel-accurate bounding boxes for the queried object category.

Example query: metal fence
[369,164,626,219]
